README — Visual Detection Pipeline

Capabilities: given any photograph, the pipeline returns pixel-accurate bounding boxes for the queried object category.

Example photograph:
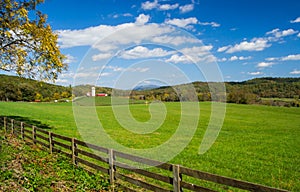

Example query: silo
[92,87,96,97]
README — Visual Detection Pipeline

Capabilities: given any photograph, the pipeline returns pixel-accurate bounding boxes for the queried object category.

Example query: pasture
[0,99,299,191]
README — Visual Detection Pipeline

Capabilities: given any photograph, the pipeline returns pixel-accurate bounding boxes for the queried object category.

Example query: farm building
[96,93,108,97]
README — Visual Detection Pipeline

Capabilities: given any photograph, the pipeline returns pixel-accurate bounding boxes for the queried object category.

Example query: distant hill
[133,84,162,91]
[132,77,300,97]
[1,74,299,105]
[130,77,300,106]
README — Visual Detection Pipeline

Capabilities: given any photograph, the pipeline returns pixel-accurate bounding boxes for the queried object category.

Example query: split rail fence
[0,117,288,192]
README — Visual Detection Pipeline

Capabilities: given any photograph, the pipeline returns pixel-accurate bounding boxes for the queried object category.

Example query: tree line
[0,74,71,102]
[130,77,300,107]
[1,75,299,107]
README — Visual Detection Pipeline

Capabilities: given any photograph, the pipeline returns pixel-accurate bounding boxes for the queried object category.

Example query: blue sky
[33,0,300,87]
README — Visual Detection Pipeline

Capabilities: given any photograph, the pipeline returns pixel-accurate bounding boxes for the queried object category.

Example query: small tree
[61,91,70,99]
[35,92,43,101]
[53,92,61,100]
[0,0,67,81]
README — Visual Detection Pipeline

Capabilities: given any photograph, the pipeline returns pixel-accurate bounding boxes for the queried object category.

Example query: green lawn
[0,100,299,191]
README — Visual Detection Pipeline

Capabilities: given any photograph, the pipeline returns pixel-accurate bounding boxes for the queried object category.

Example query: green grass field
[0,99,299,191]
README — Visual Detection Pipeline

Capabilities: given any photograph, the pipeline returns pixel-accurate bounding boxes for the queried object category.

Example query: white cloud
[64,54,77,64]
[265,57,277,61]
[229,56,251,61]
[257,62,275,68]
[180,45,213,57]
[165,17,198,28]
[282,29,298,36]
[57,15,214,66]
[75,72,99,78]
[141,0,179,11]
[119,46,175,59]
[59,71,75,79]
[290,69,300,74]
[159,3,179,10]
[239,56,252,60]
[55,79,69,84]
[199,21,220,27]
[112,13,133,18]
[266,28,298,41]
[229,56,238,61]
[218,56,251,62]
[55,71,76,85]
[126,67,150,73]
[217,46,230,52]
[93,44,118,52]
[179,4,194,13]
[281,54,300,61]
[219,28,297,54]
[248,71,263,75]
[165,54,191,64]
[165,45,216,64]
[58,21,175,50]
[290,17,300,23]
[152,35,200,46]
[298,33,300,38]
[57,24,129,48]
[265,54,300,61]
[141,0,158,10]
[165,17,219,29]
[135,14,150,25]
[220,38,271,53]
[180,45,215,62]
[218,57,227,62]
[92,53,113,61]
[105,65,124,72]
[99,72,112,77]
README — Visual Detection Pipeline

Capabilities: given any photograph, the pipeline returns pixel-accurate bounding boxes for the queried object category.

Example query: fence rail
[0,117,289,192]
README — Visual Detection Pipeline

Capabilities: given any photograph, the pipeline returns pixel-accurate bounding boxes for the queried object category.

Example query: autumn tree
[0,0,66,81]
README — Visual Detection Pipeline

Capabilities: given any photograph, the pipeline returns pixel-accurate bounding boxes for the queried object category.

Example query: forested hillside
[131,77,300,106]
[1,74,299,106]
[226,77,300,98]
[0,75,72,102]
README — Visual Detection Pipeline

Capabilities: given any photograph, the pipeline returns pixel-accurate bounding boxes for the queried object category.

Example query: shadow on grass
[0,116,52,130]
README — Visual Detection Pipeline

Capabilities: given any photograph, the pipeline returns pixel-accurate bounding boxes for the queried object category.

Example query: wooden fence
[0,117,288,192]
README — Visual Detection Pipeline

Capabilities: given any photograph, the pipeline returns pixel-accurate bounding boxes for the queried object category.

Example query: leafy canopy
[0,0,67,81]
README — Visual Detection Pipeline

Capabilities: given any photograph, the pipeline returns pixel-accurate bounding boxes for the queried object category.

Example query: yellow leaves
[19,8,28,20]
[5,31,12,38]
[1,0,67,81]
[9,11,15,17]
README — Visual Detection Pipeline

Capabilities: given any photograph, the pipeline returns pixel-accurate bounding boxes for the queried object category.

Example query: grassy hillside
[0,133,110,191]
[0,101,299,191]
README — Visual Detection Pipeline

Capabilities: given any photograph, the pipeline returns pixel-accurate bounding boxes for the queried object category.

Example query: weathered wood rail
[0,117,289,192]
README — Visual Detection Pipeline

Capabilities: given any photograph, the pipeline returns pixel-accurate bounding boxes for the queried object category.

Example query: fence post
[21,122,24,140]
[72,138,78,166]
[49,132,53,153]
[32,126,36,144]
[109,149,116,187]
[173,164,182,192]
[11,119,14,135]
[4,117,7,134]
